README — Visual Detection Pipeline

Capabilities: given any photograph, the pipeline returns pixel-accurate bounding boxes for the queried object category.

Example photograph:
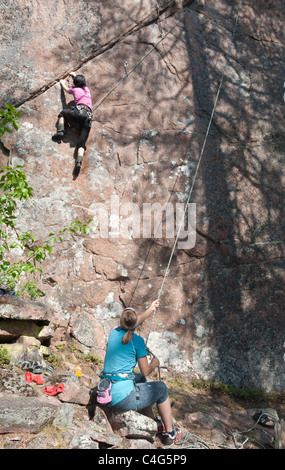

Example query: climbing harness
[99,372,134,381]
[97,372,135,404]
[74,104,92,121]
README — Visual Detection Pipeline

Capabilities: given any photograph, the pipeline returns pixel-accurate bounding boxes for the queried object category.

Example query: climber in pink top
[52,72,93,174]
[68,83,92,109]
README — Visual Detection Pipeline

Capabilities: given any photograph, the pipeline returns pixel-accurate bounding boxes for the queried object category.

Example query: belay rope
[91,1,277,452]
[94,0,243,346]
[94,0,246,449]
[163,411,280,450]
[91,0,271,452]
[91,7,188,114]
[145,0,243,346]
[148,0,244,449]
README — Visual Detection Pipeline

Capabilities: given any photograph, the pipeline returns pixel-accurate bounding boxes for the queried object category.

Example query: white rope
[91,9,188,113]
[146,0,243,344]
[162,412,278,449]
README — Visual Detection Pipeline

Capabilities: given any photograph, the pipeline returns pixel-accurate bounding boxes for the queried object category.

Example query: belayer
[52,72,92,173]
[98,299,179,446]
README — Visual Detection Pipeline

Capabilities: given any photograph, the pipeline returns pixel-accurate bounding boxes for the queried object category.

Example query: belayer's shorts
[111,373,169,411]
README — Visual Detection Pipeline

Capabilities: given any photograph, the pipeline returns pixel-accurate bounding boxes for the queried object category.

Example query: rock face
[0,0,284,392]
[0,395,58,434]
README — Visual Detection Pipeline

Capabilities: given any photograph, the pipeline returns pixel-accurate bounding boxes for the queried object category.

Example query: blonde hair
[120,308,138,345]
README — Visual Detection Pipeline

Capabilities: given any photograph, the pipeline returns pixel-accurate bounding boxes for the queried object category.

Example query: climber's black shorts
[58,107,92,150]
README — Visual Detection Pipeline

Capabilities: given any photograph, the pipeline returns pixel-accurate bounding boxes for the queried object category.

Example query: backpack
[97,378,112,404]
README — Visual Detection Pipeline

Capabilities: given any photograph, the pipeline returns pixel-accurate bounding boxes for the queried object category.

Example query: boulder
[126,439,156,449]
[0,395,59,434]
[52,403,75,428]
[15,335,41,348]
[68,430,100,449]
[0,296,63,325]
[0,298,65,353]
[0,369,38,397]
[3,343,44,365]
[58,382,90,406]
[0,320,41,342]
[106,410,157,440]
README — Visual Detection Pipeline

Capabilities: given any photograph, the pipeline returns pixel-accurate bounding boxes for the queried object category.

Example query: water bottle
[74,366,82,378]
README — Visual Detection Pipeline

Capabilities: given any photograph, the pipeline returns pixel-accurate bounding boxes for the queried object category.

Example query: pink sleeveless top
[68,86,92,109]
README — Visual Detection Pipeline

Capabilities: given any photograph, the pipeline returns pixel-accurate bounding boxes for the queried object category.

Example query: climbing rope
[145,0,243,345]
[91,5,196,113]
[162,412,278,449]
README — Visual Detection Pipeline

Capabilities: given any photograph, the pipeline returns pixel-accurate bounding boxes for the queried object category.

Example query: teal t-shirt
[102,327,147,406]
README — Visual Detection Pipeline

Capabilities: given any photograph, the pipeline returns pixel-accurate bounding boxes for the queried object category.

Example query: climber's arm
[138,355,159,377]
[136,299,160,327]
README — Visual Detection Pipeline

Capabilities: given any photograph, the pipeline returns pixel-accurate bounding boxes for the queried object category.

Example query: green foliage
[46,353,62,367]
[84,352,102,365]
[0,345,11,367]
[191,378,265,401]
[0,103,93,298]
[0,103,22,139]
[53,343,102,367]
[0,165,37,296]
[0,168,93,297]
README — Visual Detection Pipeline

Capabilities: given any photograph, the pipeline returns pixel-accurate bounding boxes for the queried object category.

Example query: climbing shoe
[44,364,55,377]
[163,430,176,446]
[32,364,44,375]
[52,130,64,141]
[162,428,181,446]
[74,160,82,174]
[155,418,165,434]
[18,360,40,371]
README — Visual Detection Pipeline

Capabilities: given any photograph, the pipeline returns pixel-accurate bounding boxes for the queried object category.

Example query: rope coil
[162,412,279,449]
